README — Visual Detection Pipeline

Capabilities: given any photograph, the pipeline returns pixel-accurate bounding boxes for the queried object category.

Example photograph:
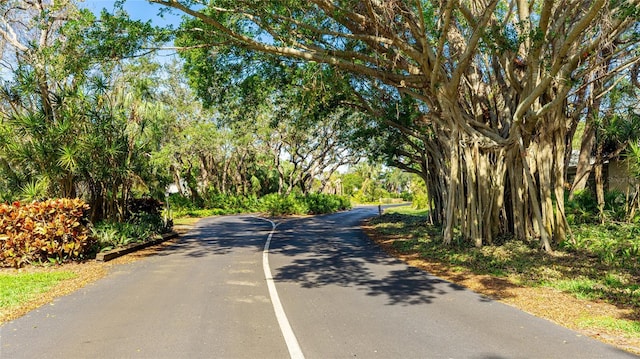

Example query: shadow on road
[138,216,273,259]
[270,212,467,306]
[132,210,469,306]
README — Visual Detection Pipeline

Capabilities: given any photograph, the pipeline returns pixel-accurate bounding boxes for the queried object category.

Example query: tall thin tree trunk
[443,128,459,245]
[595,142,606,223]
[569,113,597,199]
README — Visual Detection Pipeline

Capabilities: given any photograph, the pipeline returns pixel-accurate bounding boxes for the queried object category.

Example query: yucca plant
[19,179,50,201]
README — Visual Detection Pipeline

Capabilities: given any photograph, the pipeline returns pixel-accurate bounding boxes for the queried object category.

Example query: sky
[0,1,187,79]
[81,0,183,27]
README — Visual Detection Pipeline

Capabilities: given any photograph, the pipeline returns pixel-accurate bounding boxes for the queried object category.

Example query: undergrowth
[92,199,170,252]
[369,209,640,313]
[168,192,351,218]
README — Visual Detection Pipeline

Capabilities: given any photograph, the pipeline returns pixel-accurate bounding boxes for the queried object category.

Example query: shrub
[203,192,261,213]
[92,219,157,252]
[566,189,631,224]
[260,193,308,216]
[569,223,640,267]
[400,191,413,202]
[169,191,350,218]
[304,193,351,214]
[259,193,350,216]
[412,193,429,210]
[128,197,163,217]
[94,198,170,252]
[0,199,95,268]
[566,190,598,224]
[336,195,352,211]
[169,192,262,217]
[167,194,197,211]
[603,190,627,222]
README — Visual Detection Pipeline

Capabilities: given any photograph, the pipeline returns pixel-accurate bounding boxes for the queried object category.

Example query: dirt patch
[362,223,640,355]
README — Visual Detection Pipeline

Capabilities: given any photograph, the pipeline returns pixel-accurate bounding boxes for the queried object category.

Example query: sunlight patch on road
[226,280,258,287]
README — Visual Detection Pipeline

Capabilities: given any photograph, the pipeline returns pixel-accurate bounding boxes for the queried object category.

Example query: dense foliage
[0,199,95,268]
[92,197,169,252]
[155,0,640,251]
[0,2,174,222]
[168,192,352,217]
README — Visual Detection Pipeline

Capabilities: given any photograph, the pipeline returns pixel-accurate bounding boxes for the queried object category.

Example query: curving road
[1,206,637,358]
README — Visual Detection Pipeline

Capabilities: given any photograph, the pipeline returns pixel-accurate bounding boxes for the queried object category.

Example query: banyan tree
[156,0,640,250]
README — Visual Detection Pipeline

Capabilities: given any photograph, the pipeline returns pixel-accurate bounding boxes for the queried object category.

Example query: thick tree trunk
[438,114,565,250]
[443,140,511,247]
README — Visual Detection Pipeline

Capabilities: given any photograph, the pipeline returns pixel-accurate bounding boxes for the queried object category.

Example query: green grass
[542,278,600,300]
[384,205,429,216]
[578,317,640,336]
[173,217,202,226]
[0,271,76,309]
[171,208,229,218]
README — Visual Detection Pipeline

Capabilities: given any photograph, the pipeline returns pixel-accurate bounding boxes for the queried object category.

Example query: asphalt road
[1,206,637,358]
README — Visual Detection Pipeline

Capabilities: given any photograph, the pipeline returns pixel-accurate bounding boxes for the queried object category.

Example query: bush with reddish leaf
[0,199,96,268]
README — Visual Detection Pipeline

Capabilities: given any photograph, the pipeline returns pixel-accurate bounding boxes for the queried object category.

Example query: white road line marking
[258,217,305,359]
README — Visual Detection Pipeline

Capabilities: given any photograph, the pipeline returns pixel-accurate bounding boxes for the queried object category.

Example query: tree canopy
[149,0,640,249]
[2,0,640,251]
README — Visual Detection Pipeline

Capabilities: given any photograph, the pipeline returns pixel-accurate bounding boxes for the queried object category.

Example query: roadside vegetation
[0,192,353,268]
[367,193,640,349]
[371,210,640,310]
[167,192,350,218]
[0,159,404,269]
[162,163,416,219]
[91,198,172,253]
